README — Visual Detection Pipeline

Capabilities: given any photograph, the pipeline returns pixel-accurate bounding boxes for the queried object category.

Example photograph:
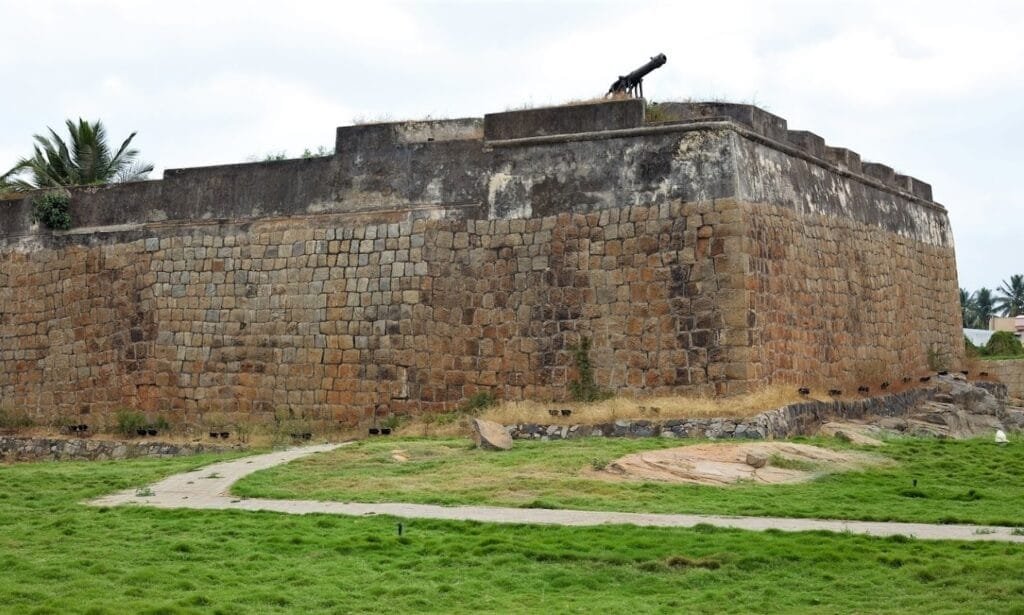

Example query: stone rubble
[0,435,229,462]
[507,377,1013,442]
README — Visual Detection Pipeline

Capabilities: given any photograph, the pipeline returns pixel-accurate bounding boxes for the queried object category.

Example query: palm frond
[4,118,152,189]
[995,274,1024,317]
[114,160,154,183]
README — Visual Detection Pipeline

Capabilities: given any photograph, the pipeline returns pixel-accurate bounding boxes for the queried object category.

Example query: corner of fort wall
[0,98,962,427]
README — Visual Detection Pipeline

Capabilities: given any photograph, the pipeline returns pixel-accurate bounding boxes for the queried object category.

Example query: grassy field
[233,436,1024,526]
[3,454,1024,613]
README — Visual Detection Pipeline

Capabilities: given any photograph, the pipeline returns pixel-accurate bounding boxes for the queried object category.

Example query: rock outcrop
[509,375,1015,442]
[880,375,1008,439]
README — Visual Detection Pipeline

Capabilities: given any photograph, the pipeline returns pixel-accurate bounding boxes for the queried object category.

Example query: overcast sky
[1,0,1020,292]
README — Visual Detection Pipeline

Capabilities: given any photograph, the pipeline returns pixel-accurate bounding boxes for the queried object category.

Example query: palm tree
[973,287,996,329]
[0,119,153,191]
[960,288,977,328]
[995,274,1024,317]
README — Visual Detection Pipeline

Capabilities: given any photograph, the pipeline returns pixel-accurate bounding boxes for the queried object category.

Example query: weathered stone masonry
[0,99,962,428]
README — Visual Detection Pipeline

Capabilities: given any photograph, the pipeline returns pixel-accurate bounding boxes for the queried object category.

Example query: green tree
[972,287,995,329]
[960,288,977,328]
[1,119,152,191]
[995,274,1024,317]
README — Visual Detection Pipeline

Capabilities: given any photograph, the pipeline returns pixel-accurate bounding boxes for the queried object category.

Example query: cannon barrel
[625,53,667,83]
[608,53,667,96]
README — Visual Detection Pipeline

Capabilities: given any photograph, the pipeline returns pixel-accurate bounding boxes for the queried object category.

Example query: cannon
[607,53,667,98]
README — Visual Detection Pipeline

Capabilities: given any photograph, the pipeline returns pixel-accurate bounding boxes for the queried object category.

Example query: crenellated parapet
[646,101,933,202]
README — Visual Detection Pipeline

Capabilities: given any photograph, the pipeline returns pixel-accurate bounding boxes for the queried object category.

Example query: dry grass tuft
[392,386,814,437]
[476,385,815,426]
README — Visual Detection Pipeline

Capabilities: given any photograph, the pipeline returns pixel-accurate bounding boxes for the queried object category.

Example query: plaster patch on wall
[673,129,732,202]
[306,200,340,214]
[423,176,444,203]
[487,171,532,219]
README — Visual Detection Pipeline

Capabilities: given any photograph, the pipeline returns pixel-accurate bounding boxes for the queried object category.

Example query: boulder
[471,418,513,451]
[745,452,767,468]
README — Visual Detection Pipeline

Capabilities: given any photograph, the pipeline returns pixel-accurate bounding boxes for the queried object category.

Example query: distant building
[990,316,1024,339]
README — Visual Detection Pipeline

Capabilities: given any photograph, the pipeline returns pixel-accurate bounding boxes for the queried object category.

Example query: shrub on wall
[0,406,33,432]
[458,391,497,414]
[926,344,951,371]
[984,331,1024,357]
[30,191,71,230]
[115,409,146,436]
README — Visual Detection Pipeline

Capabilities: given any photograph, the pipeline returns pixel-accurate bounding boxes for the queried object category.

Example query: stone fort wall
[0,99,963,428]
[982,360,1024,402]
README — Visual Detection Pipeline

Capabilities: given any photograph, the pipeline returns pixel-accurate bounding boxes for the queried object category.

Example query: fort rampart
[982,360,1024,402]
[0,99,962,428]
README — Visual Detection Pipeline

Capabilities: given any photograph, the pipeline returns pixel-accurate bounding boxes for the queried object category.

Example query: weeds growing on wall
[422,391,498,428]
[115,409,147,436]
[644,101,672,123]
[459,391,497,414]
[569,337,612,402]
[0,406,33,431]
[30,191,71,230]
[270,407,313,446]
[926,343,950,372]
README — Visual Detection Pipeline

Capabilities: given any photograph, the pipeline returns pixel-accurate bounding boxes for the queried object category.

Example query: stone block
[824,147,862,173]
[786,130,826,158]
[862,162,896,186]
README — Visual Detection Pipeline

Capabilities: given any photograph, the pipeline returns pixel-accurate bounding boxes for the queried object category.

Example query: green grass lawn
[3,454,1024,613]
[233,437,1024,526]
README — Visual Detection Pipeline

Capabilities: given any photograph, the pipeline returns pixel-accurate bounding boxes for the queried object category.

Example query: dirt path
[88,443,1024,543]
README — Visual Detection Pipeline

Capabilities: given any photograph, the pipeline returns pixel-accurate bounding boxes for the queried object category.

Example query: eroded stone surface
[818,422,885,446]
[597,442,885,486]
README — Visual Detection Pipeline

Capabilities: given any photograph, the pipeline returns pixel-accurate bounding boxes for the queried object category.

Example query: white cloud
[50,72,357,173]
